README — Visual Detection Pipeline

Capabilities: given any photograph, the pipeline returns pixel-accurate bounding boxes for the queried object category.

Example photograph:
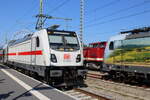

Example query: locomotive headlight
[50,70,62,77]
[51,54,57,63]
[76,54,81,62]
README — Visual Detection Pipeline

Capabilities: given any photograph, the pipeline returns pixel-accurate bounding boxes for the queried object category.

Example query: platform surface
[0,64,76,100]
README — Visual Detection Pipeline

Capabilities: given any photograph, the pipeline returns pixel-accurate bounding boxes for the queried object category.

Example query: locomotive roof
[119,27,150,39]
[8,34,33,47]
[126,31,150,39]
[89,41,106,45]
[47,29,76,34]
[7,29,76,47]
[121,27,150,34]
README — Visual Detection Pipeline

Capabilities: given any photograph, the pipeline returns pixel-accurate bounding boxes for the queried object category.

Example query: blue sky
[0,0,150,46]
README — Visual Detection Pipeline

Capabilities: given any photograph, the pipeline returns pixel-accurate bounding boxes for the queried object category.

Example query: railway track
[65,88,111,100]
[87,71,106,79]
[86,71,150,100]
[87,71,150,90]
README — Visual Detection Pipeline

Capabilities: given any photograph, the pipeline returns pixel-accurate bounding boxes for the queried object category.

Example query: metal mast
[80,0,84,47]
[39,0,43,28]
[36,0,44,30]
[36,0,72,30]
[5,33,8,44]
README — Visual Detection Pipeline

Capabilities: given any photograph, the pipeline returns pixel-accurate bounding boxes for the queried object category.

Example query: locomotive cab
[33,29,87,87]
[47,29,82,66]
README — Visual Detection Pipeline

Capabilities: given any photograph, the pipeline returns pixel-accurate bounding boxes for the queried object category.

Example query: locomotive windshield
[89,42,105,48]
[48,33,80,51]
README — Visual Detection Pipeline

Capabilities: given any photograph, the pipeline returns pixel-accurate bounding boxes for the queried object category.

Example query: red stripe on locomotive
[7,50,43,56]
[7,53,17,56]
[18,50,43,55]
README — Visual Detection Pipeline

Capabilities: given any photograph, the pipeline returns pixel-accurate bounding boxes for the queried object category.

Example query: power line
[85,0,121,16]
[85,9,150,28]
[4,0,38,42]
[86,0,150,23]
[47,0,71,14]
[18,0,38,21]
[6,0,37,32]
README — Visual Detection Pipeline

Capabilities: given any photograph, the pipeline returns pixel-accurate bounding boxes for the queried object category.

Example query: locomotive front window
[48,34,80,51]
[64,36,79,47]
[93,44,98,48]
[49,35,63,44]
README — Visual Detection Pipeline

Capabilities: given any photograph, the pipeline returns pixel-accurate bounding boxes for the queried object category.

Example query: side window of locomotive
[99,43,105,48]
[93,44,98,48]
[36,37,40,47]
[109,41,114,50]
[89,44,93,47]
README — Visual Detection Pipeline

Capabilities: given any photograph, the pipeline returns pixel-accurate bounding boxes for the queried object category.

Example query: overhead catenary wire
[47,0,71,14]
[85,25,150,36]
[5,0,38,32]
[85,0,121,16]
[85,9,150,28]
[4,0,38,43]
[71,0,122,30]
[85,0,150,23]
[42,0,73,29]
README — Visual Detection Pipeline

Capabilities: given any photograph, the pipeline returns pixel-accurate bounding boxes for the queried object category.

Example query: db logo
[64,54,70,59]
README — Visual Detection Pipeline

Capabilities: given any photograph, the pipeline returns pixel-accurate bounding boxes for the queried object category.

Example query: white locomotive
[1,28,87,87]
[103,27,150,81]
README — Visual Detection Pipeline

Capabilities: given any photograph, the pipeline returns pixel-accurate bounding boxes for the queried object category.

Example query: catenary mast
[80,0,84,47]
[36,0,44,30]
[35,0,72,30]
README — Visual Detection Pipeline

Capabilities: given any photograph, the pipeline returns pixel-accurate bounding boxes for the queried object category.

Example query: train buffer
[0,64,76,100]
